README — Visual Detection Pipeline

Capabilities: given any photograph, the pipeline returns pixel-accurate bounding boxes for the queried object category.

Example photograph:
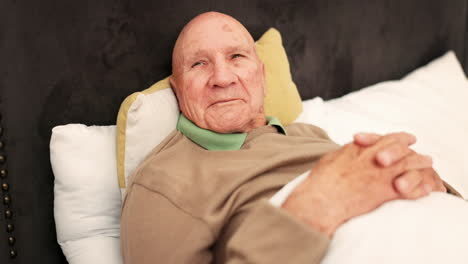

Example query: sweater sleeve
[443,180,463,198]
[120,184,213,264]
[214,200,330,264]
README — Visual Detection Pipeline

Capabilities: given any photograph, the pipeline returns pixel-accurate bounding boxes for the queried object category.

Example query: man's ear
[169,76,182,106]
[169,76,178,96]
[261,62,267,96]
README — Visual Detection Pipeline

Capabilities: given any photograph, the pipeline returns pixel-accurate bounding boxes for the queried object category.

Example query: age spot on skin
[222,23,233,32]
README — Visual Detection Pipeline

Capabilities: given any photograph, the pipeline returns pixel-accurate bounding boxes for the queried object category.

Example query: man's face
[170,14,266,133]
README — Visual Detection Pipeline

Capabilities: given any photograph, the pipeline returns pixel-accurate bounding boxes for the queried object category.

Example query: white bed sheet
[270,171,468,264]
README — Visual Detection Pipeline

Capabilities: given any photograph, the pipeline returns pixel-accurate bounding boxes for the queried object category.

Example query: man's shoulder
[125,129,204,205]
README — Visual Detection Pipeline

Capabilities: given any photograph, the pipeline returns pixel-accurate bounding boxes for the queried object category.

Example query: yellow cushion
[116,28,302,189]
[257,28,303,125]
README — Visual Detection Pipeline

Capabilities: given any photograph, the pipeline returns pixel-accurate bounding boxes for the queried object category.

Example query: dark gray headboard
[1,0,467,263]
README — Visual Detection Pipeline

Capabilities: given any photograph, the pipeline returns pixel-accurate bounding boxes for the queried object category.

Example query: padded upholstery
[0,0,467,263]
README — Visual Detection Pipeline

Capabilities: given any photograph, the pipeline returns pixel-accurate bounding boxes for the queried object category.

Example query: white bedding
[321,192,468,264]
[322,193,468,264]
[270,172,468,263]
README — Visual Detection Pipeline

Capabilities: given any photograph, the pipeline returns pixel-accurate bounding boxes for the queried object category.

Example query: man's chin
[207,122,248,134]
[205,112,251,134]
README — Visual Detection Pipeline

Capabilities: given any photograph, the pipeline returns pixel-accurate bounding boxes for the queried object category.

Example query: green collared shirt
[177,114,287,151]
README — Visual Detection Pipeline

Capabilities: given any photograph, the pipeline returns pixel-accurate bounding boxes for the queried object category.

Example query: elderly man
[121,12,457,263]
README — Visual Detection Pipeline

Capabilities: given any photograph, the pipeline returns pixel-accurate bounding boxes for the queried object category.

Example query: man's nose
[209,61,237,88]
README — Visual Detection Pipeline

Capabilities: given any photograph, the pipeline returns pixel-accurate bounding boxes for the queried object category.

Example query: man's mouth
[209,99,243,107]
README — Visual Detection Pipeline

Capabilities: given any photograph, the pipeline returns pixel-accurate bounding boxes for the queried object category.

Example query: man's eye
[191,61,203,68]
[231,54,243,59]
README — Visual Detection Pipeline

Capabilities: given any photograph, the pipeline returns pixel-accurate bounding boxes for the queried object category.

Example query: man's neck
[241,114,267,133]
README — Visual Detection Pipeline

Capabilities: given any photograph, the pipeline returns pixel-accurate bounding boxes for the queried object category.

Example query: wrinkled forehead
[172,15,255,69]
[183,25,251,52]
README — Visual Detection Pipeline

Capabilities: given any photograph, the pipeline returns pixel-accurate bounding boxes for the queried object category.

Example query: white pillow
[297,51,468,198]
[321,192,468,264]
[120,88,179,199]
[50,124,123,264]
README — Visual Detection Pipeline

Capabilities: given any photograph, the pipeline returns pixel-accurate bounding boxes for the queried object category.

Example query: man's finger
[437,181,447,192]
[379,132,417,147]
[375,143,415,167]
[401,182,432,200]
[354,133,381,146]
[394,170,423,196]
[354,132,417,148]
[384,153,433,179]
[422,168,447,192]
[362,132,417,162]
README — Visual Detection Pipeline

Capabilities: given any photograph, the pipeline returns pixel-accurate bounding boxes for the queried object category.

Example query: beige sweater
[121,123,340,263]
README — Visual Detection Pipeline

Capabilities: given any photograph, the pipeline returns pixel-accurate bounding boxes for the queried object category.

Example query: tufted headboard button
[8,236,15,246]
[0,114,16,261]
[6,223,14,233]
[3,195,11,205]
[5,209,12,219]
[9,249,17,258]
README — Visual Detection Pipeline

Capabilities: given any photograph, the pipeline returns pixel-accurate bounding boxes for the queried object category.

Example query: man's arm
[122,185,330,264]
[121,184,213,264]
[214,200,330,264]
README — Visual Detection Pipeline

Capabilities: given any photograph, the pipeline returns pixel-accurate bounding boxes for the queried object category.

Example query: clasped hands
[282,132,446,237]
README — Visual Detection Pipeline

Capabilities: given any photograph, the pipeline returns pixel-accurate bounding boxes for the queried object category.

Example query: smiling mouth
[209,99,243,107]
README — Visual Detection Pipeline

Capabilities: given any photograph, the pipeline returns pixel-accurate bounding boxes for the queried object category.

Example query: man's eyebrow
[185,45,254,64]
[186,50,207,63]
[225,45,253,54]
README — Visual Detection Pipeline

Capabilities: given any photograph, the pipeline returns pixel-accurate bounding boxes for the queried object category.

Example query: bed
[1,0,468,263]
